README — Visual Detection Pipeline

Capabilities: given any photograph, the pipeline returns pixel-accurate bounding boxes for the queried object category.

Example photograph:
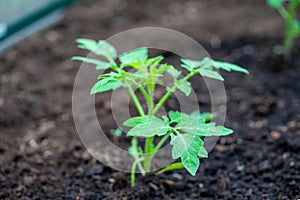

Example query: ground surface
[0,0,300,199]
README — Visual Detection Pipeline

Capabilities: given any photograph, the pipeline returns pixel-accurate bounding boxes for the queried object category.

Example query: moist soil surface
[0,0,300,199]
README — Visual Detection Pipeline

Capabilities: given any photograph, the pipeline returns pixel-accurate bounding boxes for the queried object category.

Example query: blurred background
[0,0,299,199]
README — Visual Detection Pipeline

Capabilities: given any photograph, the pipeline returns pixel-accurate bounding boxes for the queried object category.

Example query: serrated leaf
[181,152,200,176]
[198,146,208,158]
[181,59,202,71]
[95,40,118,60]
[170,133,203,158]
[189,111,213,122]
[181,57,213,71]
[90,79,120,94]
[175,79,192,96]
[119,47,148,67]
[76,38,98,50]
[213,61,249,74]
[125,116,170,137]
[198,68,224,81]
[167,67,181,78]
[123,116,153,127]
[170,133,203,176]
[146,56,164,65]
[71,56,114,70]
[76,39,117,61]
[176,120,233,136]
[169,111,182,123]
[267,0,285,8]
[198,123,233,136]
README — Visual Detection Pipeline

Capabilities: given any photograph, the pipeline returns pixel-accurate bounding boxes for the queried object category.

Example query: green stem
[153,133,171,153]
[143,82,156,171]
[127,86,145,116]
[131,158,144,187]
[143,136,154,172]
[132,80,151,103]
[153,70,197,115]
[277,0,299,55]
[156,162,184,175]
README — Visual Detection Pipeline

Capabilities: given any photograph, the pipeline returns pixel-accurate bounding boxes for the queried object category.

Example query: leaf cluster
[123,111,232,175]
[72,39,249,97]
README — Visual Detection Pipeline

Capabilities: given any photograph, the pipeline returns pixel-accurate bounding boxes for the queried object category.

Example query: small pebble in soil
[258,160,270,172]
[148,182,158,191]
[271,131,280,140]
[236,138,243,145]
[242,44,254,55]
[170,173,182,180]
[236,165,245,172]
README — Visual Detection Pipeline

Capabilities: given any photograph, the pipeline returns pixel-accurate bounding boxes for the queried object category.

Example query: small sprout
[109,128,122,144]
[267,0,300,55]
[72,39,249,187]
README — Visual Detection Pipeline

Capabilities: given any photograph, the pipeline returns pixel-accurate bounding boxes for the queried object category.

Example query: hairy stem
[143,136,154,172]
[127,86,145,116]
[153,70,197,115]
[143,82,156,172]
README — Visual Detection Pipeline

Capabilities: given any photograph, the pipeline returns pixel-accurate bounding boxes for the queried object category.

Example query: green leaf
[181,59,202,71]
[109,128,122,136]
[119,47,148,67]
[181,152,200,176]
[129,138,139,160]
[189,111,214,122]
[267,0,285,8]
[76,38,98,50]
[123,116,153,127]
[95,40,118,60]
[167,67,181,78]
[196,123,233,136]
[181,57,213,71]
[198,68,224,81]
[175,79,192,96]
[198,146,208,158]
[146,56,164,65]
[213,61,249,74]
[170,133,203,175]
[71,56,114,70]
[90,79,120,94]
[175,116,233,136]
[292,20,300,35]
[169,111,182,123]
[125,116,170,137]
[76,39,117,61]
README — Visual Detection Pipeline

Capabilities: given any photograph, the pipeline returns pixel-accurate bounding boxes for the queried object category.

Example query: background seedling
[72,39,249,187]
[267,0,300,55]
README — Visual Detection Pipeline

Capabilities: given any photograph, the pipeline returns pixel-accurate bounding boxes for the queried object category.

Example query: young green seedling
[110,128,122,144]
[72,38,249,187]
[267,0,300,55]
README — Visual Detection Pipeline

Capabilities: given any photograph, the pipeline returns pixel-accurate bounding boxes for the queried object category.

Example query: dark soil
[1,0,299,199]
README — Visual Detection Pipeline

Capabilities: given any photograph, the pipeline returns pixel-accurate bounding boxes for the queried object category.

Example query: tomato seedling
[267,0,300,55]
[72,39,249,187]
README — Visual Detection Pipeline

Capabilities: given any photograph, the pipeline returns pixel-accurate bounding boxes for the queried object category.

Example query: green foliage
[109,128,122,137]
[124,116,170,137]
[267,0,286,8]
[267,0,300,55]
[72,38,249,187]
